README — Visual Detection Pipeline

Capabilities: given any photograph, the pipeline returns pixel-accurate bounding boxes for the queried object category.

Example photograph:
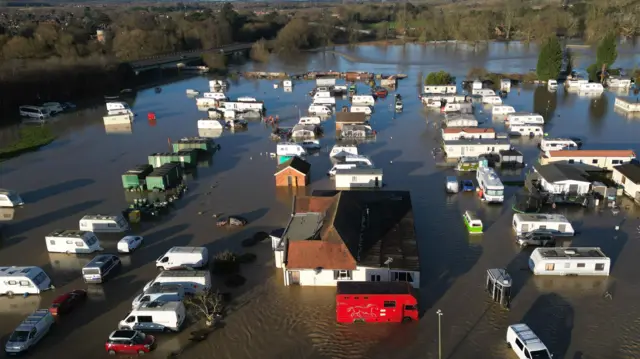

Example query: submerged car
[216,216,248,227]
[462,180,475,192]
[49,290,87,315]
[516,230,558,248]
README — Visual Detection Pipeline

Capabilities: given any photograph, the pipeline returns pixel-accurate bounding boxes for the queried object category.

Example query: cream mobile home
[482,95,503,105]
[443,138,511,159]
[492,105,516,115]
[508,124,544,137]
[614,97,640,113]
[507,112,544,125]
[512,213,575,236]
[528,247,610,276]
[45,230,102,254]
[540,149,636,170]
[79,214,129,233]
[441,128,495,141]
[0,266,52,295]
[423,85,456,94]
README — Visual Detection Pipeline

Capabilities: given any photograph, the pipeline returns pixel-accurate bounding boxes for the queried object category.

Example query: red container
[147,112,156,121]
[336,282,418,323]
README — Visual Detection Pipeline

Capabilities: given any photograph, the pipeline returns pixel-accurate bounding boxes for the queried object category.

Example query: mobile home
[476,166,504,203]
[512,213,575,236]
[291,124,319,138]
[445,114,478,128]
[472,88,496,96]
[579,82,604,92]
[202,92,227,100]
[507,112,544,125]
[308,104,332,116]
[350,105,373,115]
[423,85,456,94]
[330,145,358,158]
[313,91,331,99]
[334,168,383,189]
[441,128,495,141]
[336,282,418,323]
[197,119,223,130]
[351,95,375,106]
[444,138,511,159]
[442,102,473,113]
[539,138,580,152]
[223,101,265,112]
[500,79,511,91]
[195,97,219,107]
[607,77,632,88]
[298,117,321,125]
[482,96,503,105]
[313,97,336,105]
[276,142,307,157]
[548,80,558,91]
[492,105,516,115]
[103,113,132,125]
[565,79,588,89]
[0,190,24,207]
[528,247,610,276]
[540,149,636,170]
[614,97,640,112]
[45,229,102,254]
[79,214,129,233]
[508,124,544,137]
[0,266,52,295]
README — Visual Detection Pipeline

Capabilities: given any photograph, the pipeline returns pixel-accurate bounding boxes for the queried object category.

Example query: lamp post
[384,257,393,282]
[436,309,443,359]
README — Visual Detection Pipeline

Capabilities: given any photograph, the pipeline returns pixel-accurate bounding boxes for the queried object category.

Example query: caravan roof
[81,214,122,221]
[0,266,44,279]
[514,213,569,223]
[46,229,90,238]
[535,247,607,259]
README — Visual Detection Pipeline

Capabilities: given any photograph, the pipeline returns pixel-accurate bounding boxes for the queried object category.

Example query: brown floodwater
[2,42,640,359]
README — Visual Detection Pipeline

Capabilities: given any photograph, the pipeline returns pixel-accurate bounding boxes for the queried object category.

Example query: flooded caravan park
[2,42,640,359]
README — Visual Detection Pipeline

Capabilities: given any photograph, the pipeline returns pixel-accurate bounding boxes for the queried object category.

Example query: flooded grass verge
[0,125,56,161]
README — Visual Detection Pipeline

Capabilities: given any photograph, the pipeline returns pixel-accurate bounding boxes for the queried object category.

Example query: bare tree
[184,290,224,327]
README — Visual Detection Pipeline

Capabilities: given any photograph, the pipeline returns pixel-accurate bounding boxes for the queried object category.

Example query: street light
[436,309,443,359]
[384,257,393,281]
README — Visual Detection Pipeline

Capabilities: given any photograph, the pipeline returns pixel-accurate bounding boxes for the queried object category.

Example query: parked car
[216,216,248,227]
[462,180,475,192]
[105,330,155,355]
[374,87,388,97]
[118,236,144,253]
[516,230,557,248]
[49,289,87,316]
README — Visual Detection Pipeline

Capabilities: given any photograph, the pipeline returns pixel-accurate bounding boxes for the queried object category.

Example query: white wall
[539,179,591,195]
[444,143,511,158]
[442,131,495,141]
[274,250,284,269]
[612,168,640,199]
[532,259,610,276]
[423,85,456,94]
[283,266,420,288]
[543,156,634,170]
[335,173,382,188]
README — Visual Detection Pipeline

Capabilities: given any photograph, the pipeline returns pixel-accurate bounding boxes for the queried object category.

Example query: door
[521,224,529,233]
[289,271,300,285]
[374,177,379,188]
[287,176,293,186]
[558,224,566,233]
[568,184,579,195]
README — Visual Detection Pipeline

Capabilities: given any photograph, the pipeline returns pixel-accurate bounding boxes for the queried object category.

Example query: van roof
[85,254,118,268]
[509,323,548,352]
[0,266,44,278]
[167,246,206,254]
[135,301,182,311]
[337,281,413,295]
[46,229,91,238]
[81,214,122,221]
[15,310,51,331]
[157,270,209,278]
[144,283,183,294]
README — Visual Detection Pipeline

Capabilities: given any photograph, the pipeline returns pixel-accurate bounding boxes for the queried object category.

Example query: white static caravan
[506,112,545,125]
[614,97,640,112]
[350,105,373,115]
[547,80,558,91]
[203,92,227,100]
[565,79,589,89]
[423,85,456,94]
[106,102,130,113]
[421,95,467,108]
[291,124,318,138]
[472,88,496,96]
[443,138,512,159]
[196,97,219,107]
[492,105,516,115]
[198,128,223,139]
[276,142,307,157]
[334,168,383,189]
[540,150,636,169]
[45,229,103,254]
[308,105,332,116]
[103,113,132,126]
[313,97,336,106]
[0,266,52,295]
[607,77,632,88]
[500,79,511,91]
[197,119,223,130]
[441,127,495,141]
[482,95,503,105]
[508,124,544,137]
[298,116,321,125]
[314,91,331,99]
[223,101,264,112]
[209,80,227,90]
[445,114,479,128]
[207,108,222,119]
[476,166,504,203]
[529,247,610,276]
[472,81,483,90]
[540,138,579,152]
[351,95,375,106]
[283,80,293,88]
[512,213,575,237]
[0,190,24,207]
[443,102,473,113]
[79,214,129,233]
[237,96,257,102]
[579,82,604,92]
[330,145,358,158]
[317,78,336,87]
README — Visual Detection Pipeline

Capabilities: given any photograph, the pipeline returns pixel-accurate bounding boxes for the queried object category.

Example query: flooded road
[2,42,640,358]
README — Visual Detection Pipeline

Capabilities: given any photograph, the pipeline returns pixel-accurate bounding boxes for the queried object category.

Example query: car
[216,216,248,227]
[462,180,475,192]
[49,289,87,316]
[105,330,155,355]
[117,236,144,253]
[516,230,558,248]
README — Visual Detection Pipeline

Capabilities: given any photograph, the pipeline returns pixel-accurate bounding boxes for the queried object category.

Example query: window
[393,272,414,283]
[76,241,84,247]
[577,263,585,268]
[568,159,575,164]
[19,280,31,287]
[138,316,153,323]
[515,338,524,350]
[108,223,116,228]
[592,159,598,164]
[564,263,570,269]
[126,316,135,323]
[32,272,48,285]
[49,240,55,245]
[352,176,357,182]
[333,270,352,280]
[524,349,531,358]
[612,160,621,165]
[7,280,17,285]
[370,274,381,282]
[383,300,396,308]
[595,263,605,271]
[539,225,547,230]
[66,240,73,244]
[545,263,555,271]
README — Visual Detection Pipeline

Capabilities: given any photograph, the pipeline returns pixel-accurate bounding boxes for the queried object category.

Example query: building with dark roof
[533,162,592,195]
[274,156,310,187]
[275,190,420,288]
[612,162,640,202]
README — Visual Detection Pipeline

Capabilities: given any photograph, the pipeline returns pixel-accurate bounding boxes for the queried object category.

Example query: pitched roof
[336,112,367,123]
[442,127,495,134]
[284,191,419,271]
[274,156,310,176]
[546,150,636,158]
[533,162,590,183]
[614,162,640,183]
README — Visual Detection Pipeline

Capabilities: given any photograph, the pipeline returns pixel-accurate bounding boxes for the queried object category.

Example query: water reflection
[532,276,609,297]
[533,86,557,120]
[0,296,41,315]
[0,208,15,221]
[104,123,133,134]
[589,95,609,132]
[47,253,92,272]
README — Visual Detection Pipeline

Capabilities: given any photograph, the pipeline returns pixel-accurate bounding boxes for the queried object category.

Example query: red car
[374,87,388,97]
[49,289,87,316]
[106,330,155,355]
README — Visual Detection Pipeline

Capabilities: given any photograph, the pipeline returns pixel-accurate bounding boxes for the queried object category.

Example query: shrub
[425,71,454,85]
[250,39,270,63]
[224,274,246,288]
[237,253,257,264]
[212,250,239,274]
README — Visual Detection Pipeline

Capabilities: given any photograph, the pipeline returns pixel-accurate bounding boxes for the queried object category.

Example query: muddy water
[1,43,640,359]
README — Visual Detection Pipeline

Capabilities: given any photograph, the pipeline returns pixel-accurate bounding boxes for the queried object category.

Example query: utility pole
[436,309,443,359]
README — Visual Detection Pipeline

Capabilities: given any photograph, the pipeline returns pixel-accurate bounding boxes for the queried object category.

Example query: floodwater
[1,42,640,359]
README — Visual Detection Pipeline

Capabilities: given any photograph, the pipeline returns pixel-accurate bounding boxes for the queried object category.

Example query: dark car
[105,330,155,355]
[516,230,557,248]
[49,289,87,316]
[462,180,475,192]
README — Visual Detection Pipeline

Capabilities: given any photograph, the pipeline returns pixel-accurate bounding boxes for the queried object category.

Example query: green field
[0,125,56,161]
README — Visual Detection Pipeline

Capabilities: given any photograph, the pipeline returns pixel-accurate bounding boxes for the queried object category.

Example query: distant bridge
[129,43,253,73]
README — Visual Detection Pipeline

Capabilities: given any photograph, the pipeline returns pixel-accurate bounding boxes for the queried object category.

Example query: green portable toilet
[146,170,169,191]
[121,164,153,189]
[176,149,198,167]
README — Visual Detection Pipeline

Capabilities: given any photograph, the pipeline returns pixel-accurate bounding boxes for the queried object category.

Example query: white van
[45,229,102,254]
[203,92,227,100]
[82,254,121,284]
[277,142,307,157]
[41,102,64,115]
[19,106,50,119]
[330,145,358,158]
[482,95,503,105]
[351,95,375,106]
[512,213,575,237]
[506,323,552,359]
[0,266,52,296]
[492,105,516,115]
[119,301,186,332]
[539,138,579,152]
[79,214,129,233]
[509,124,544,137]
[197,119,223,130]
[472,88,496,96]
[298,116,321,125]
[143,270,211,294]
[308,104,332,115]
[131,283,185,309]
[507,112,544,125]
[350,105,373,115]
[156,247,209,270]
[0,190,24,207]
[313,97,336,105]
[4,310,55,355]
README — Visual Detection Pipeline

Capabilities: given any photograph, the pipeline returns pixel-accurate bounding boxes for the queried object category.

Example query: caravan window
[138,316,153,323]
[86,236,97,246]
[394,272,414,282]
[108,223,116,228]
[76,241,84,247]
[515,338,524,350]
[33,272,47,285]
[577,263,585,268]
[19,280,31,286]
[545,263,555,271]
[334,270,352,280]
[66,240,73,244]
[595,263,605,271]
[49,240,55,245]
[7,280,17,285]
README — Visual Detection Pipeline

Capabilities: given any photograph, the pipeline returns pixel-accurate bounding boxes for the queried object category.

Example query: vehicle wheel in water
[138,350,146,355]
[506,342,512,348]
[402,317,412,323]
[6,291,13,297]
[108,349,116,355]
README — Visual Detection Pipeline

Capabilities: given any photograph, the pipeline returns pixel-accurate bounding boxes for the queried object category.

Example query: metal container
[171,137,214,152]
[121,164,153,189]
[148,153,176,168]
[146,163,182,190]
[175,149,198,167]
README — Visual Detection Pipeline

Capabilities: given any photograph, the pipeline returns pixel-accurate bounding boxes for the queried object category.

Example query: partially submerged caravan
[330,145,358,158]
[482,96,503,105]
[45,230,103,254]
[529,247,610,276]
[539,138,580,152]
[79,214,129,233]
[350,105,373,115]
[492,105,516,115]
[506,112,544,125]
[276,142,307,157]
[0,189,24,207]
[298,117,321,125]
[0,266,52,295]
[512,213,575,237]
[351,95,375,106]
[197,119,224,130]
[442,102,473,113]
[508,124,544,137]
[476,166,504,203]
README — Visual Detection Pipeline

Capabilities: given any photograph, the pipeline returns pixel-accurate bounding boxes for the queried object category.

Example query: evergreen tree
[535,36,562,81]
[596,32,618,68]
